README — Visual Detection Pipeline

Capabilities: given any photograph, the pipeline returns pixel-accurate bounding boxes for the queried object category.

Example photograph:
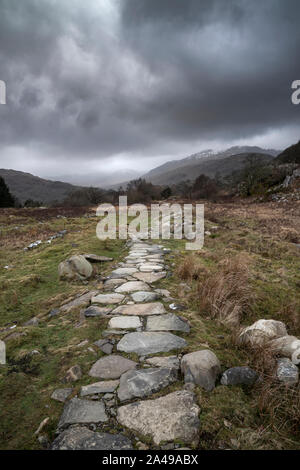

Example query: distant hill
[142,146,278,185]
[0,169,85,204]
[274,140,300,164]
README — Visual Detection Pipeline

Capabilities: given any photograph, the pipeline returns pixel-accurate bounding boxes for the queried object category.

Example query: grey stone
[112,302,166,316]
[60,291,98,313]
[51,388,73,403]
[91,293,125,304]
[89,355,137,379]
[52,427,133,450]
[94,339,114,354]
[131,291,159,302]
[139,263,164,272]
[117,332,187,356]
[64,365,82,383]
[145,355,180,370]
[146,313,190,333]
[181,350,221,391]
[133,272,166,283]
[103,278,126,290]
[108,316,142,330]
[118,367,177,402]
[239,319,287,346]
[84,306,112,317]
[115,281,150,293]
[58,398,108,429]
[81,380,119,396]
[58,255,93,280]
[117,390,200,446]
[220,367,259,386]
[0,340,6,365]
[111,267,138,276]
[276,358,299,385]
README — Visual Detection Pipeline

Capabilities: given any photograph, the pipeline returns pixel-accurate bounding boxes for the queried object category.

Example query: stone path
[50,240,215,450]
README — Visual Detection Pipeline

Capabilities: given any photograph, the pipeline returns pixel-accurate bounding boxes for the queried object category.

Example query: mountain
[274,140,300,164]
[142,146,279,185]
[0,169,85,204]
[48,169,142,188]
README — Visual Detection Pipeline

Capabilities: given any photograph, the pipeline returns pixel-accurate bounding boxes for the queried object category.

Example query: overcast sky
[0,0,299,180]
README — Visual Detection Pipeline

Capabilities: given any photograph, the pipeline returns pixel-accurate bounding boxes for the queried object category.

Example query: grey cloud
[0,0,299,177]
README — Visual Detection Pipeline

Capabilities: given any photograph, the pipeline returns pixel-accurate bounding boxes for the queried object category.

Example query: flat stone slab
[115,281,150,293]
[89,355,137,379]
[108,316,142,330]
[133,272,166,283]
[117,332,187,356]
[52,427,132,450]
[103,279,127,290]
[146,313,190,333]
[118,367,177,402]
[84,306,112,317]
[60,291,98,313]
[51,388,73,403]
[91,293,125,304]
[145,355,180,370]
[117,390,200,446]
[81,380,119,396]
[58,398,108,429]
[112,302,166,316]
[139,264,164,272]
[111,268,138,276]
[131,291,159,302]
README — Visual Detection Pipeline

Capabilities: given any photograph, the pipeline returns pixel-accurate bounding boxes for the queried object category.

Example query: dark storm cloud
[0,0,299,175]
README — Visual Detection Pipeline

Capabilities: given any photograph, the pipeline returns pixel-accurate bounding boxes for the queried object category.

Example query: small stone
[276,358,299,385]
[145,355,180,370]
[220,367,259,386]
[81,380,119,396]
[52,427,133,450]
[84,306,112,317]
[58,255,93,280]
[108,316,142,330]
[136,441,149,450]
[94,339,114,354]
[103,393,114,400]
[181,350,221,391]
[103,279,126,290]
[0,340,6,365]
[111,268,138,276]
[89,355,137,379]
[83,254,113,262]
[64,365,82,383]
[51,388,73,403]
[58,398,108,429]
[60,291,98,313]
[91,293,125,304]
[139,264,164,272]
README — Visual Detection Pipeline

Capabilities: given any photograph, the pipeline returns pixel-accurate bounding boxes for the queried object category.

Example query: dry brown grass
[196,253,253,326]
[175,255,206,281]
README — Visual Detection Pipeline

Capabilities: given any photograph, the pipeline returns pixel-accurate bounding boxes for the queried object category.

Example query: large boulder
[239,319,287,346]
[181,350,221,391]
[58,255,93,281]
[117,390,200,446]
[52,427,132,450]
